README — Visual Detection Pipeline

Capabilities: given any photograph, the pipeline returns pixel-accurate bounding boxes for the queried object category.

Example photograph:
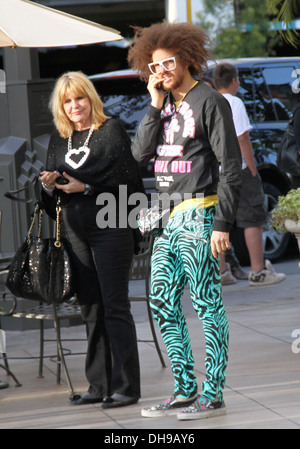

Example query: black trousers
[62,199,140,399]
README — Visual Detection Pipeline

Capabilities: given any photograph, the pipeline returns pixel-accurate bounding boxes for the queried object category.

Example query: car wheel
[231,181,290,265]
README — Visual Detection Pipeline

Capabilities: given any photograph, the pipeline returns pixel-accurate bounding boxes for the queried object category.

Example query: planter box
[285,219,300,253]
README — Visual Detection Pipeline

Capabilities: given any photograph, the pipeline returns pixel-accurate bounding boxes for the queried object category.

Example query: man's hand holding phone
[147,74,165,110]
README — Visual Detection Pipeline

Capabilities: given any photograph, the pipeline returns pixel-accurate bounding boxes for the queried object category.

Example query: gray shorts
[235,167,267,228]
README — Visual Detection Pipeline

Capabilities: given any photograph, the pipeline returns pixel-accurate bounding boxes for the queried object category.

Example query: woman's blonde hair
[49,71,109,138]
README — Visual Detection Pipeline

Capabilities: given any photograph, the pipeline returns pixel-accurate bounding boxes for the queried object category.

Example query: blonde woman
[41,71,142,408]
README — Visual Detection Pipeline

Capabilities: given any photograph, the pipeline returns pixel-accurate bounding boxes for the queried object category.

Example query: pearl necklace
[65,126,95,169]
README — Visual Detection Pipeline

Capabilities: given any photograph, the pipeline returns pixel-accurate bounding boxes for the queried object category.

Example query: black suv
[90,57,300,263]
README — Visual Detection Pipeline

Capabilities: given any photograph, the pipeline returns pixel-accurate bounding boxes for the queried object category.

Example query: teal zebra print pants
[150,205,229,402]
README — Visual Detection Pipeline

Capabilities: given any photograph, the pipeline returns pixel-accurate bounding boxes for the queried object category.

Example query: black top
[132,81,242,232]
[45,118,144,206]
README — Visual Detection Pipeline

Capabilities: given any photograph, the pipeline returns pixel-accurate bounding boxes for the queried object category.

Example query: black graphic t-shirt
[132,81,242,232]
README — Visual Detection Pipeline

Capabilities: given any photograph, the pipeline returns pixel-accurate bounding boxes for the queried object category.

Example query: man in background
[213,62,285,286]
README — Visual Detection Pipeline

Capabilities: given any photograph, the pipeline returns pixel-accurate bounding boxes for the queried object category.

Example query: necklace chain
[65,126,95,169]
[67,125,95,152]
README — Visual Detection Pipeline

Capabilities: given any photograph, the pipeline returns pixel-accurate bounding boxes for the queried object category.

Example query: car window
[91,76,154,178]
[261,66,297,120]
[91,77,150,139]
[236,70,255,121]
[219,67,277,122]
[251,68,278,122]
[249,66,298,122]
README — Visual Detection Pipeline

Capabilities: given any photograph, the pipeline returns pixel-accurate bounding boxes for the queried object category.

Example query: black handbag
[6,199,75,304]
[277,117,300,176]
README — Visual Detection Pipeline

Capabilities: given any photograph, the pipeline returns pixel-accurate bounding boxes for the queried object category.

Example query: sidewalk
[0,258,299,430]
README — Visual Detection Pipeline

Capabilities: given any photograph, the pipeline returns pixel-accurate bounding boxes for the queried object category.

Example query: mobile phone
[56,173,69,185]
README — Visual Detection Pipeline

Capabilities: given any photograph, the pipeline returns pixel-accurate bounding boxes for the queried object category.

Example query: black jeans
[62,198,140,399]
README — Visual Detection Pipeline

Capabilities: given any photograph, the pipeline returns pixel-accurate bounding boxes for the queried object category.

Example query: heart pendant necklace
[66,125,95,169]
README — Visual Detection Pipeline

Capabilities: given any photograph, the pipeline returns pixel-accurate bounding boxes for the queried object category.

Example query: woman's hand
[40,171,85,194]
[210,231,231,258]
[40,170,58,188]
[54,172,85,194]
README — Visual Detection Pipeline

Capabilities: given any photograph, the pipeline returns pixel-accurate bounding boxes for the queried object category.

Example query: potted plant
[272,188,300,252]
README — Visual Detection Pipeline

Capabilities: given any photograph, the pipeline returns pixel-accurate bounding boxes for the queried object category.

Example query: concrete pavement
[0,256,299,430]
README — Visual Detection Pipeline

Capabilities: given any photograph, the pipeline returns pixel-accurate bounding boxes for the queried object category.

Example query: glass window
[237,70,255,121]
[92,77,150,139]
[92,76,154,178]
[262,66,298,120]
[252,68,277,122]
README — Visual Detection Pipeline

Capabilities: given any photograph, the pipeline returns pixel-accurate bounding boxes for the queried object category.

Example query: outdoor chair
[0,211,22,387]
[0,231,166,397]
[129,233,166,368]
[0,268,81,394]
[0,211,14,270]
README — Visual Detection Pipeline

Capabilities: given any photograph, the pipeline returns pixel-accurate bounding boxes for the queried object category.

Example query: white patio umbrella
[0,0,123,48]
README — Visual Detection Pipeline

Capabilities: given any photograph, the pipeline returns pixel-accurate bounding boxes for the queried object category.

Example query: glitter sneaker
[177,396,226,421]
[141,395,198,418]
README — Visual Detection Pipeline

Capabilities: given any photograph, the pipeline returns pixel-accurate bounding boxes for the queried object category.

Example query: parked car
[90,57,300,264]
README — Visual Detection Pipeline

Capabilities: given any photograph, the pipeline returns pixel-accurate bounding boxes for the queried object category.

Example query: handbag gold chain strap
[26,200,62,247]
[55,198,62,248]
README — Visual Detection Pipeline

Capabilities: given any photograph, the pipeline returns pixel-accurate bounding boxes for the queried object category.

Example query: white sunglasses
[148,56,177,74]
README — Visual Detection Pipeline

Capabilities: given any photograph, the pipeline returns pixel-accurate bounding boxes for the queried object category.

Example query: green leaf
[271,188,300,231]
[267,0,300,46]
